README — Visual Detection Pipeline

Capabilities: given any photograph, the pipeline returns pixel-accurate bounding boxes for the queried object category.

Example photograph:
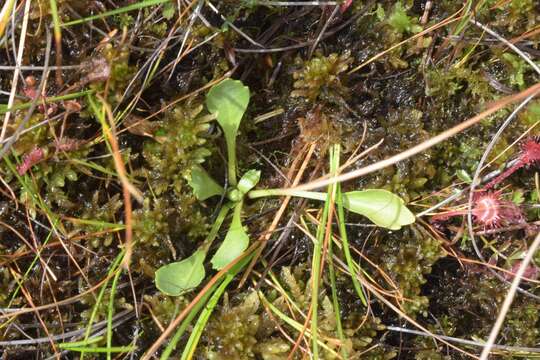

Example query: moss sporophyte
[154,79,415,297]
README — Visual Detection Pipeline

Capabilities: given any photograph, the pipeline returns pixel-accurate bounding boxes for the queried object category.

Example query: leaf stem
[226,133,238,186]
[248,188,325,201]
[200,203,234,254]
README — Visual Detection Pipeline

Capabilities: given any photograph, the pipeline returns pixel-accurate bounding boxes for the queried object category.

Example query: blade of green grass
[63,346,135,353]
[61,0,169,27]
[310,144,340,359]
[69,158,139,183]
[64,217,125,231]
[327,145,347,359]
[335,178,367,306]
[59,336,105,348]
[80,251,124,360]
[49,0,63,85]
[107,267,122,360]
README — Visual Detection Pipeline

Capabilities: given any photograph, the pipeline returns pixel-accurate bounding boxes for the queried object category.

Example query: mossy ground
[0,0,540,359]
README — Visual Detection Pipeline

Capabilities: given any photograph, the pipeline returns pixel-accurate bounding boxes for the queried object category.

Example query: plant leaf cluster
[155,79,416,296]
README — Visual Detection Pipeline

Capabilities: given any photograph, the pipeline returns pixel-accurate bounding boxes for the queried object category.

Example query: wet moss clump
[200,265,398,359]
[427,263,540,355]
[203,292,264,360]
[291,51,353,102]
[144,292,189,328]
[78,192,123,248]
[131,192,208,275]
[368,107,436,201]
[142,99,213,197]
[368,226,445,315]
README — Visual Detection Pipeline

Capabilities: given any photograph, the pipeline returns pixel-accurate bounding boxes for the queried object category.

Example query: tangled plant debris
[0,1,540,359]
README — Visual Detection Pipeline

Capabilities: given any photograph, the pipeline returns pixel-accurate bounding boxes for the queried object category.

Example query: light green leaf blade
[155,249,206,296]
[237,169,261,195]
[456,169,472,184]
[342,189,415,230]
[211,202,249,270]
[188,165,224,201]
[205,79,250,138]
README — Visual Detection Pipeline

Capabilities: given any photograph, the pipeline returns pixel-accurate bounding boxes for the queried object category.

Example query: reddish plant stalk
[485,137,540,190]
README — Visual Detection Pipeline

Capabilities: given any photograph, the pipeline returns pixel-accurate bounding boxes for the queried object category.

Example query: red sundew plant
[17,147,45,175]
[431,191,524,228]
[54,138,85,152]
[504,260,539,281]
[485,137,540,190]
[21,76,57,116]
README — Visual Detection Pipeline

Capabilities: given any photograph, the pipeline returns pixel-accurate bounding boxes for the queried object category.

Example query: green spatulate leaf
[205,79,250,186]
[155,249,206,296]
[342,189,415,230]
[188,165,224,201]
[206,79,250,132]
[210,202,249,270]
[248,188,415,230]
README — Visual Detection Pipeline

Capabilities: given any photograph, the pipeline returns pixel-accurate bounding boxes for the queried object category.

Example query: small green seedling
[155,78,416,296]
[156,79,252,295]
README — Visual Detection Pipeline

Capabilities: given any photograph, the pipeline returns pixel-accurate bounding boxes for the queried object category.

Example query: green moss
[143,292,189,328]
[142,98,212,197]
[203,292,263,360]
[370,226,445,316]
[498,0,536,32]
[80,288,132,323]
[133,196,173,248]
[291,51,352,102]
[504,301,540,347]
[426,66,492,101]
[80,192,123,248]
[131,192,209,275]
[387,2,422,35]
[501,52,529,90]
[359,106,436,202]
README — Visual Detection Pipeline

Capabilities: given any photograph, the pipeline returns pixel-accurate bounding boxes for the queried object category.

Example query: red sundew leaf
[520,137,540,164]
[504,261,539,281]
[431,190,524,229]
[54,138,85,152]
[340,0,353,13]
[485,137,540,190]
[17,147,45,175]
